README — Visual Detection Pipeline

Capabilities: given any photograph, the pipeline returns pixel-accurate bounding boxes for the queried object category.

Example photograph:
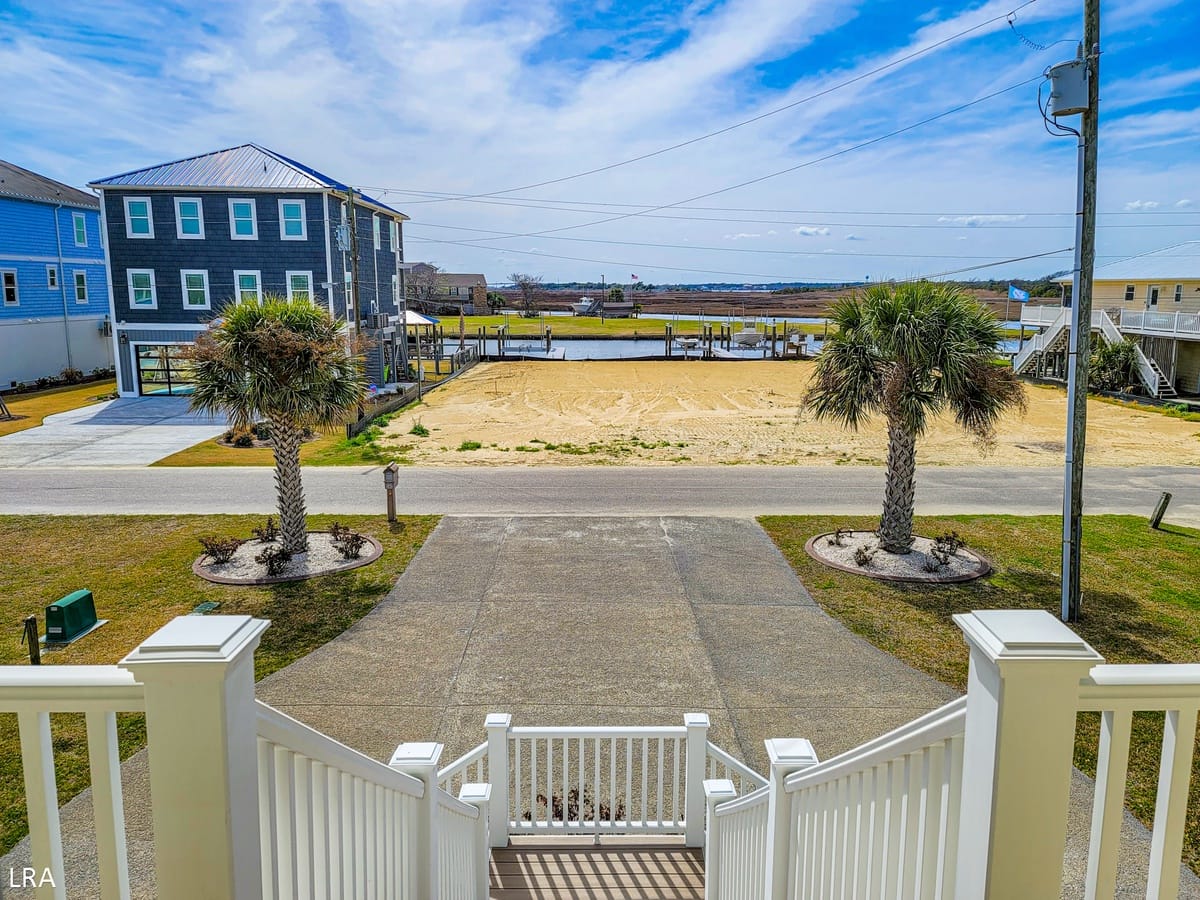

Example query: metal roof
[0,159,99,209]
[1057,241,1200,283]
[89,144,406,217]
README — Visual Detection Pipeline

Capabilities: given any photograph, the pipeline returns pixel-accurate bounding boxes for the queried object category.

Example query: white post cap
[460,783,492,804]
[685,712,711,728]
[765,738,819,767]
[390,742,444,768]
[485,713,512,728]
[953,610,1103,663]
[703,778,737,799]
[121,616,268,666]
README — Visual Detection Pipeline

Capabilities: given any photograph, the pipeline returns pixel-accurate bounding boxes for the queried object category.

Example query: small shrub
[853,544,877,567]
[334,531,367,559]
[199,535,242,564]
[255,545,292,577]
[59,367,84,384]
[827,527,853,547]
[329,522,352,540]
[458,440,482,451]
[251,421,273,440]
[523,787,624,824]
[252,517,279,543]
[921,551,948,573]
[233,432,255,448]
[409,419,429,437]
[933,531,964,557]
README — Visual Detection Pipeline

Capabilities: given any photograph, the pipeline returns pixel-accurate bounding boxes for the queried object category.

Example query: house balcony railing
[1118,309,1200,338]
[3,611,1199,898]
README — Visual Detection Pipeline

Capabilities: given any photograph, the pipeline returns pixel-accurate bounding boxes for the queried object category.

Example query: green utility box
[46,589,99,644]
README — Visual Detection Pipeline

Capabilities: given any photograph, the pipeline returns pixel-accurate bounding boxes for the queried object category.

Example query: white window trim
[124,196,155,239]
[1147,284,1160,307]
[47,265,58,288]
[286,270,313,302]
[1123,284,1135,303]
[174,197,206,240]
[180,269,211,311]
[72,211,87,247]
[234,269,263,305]
[278,199,307,241]
[391,273,398,303]
[389,218,398,252]
[2,269,18,306]
[127,268,158,310]
[1174,283,1183,303]
[228,198,258,240]
[373,214,381,251]
[73,270,88,304]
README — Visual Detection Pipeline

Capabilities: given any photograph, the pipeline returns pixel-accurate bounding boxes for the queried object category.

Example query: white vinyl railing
[1120,309,1200,337]
[1012,307,1068,372]
[255,702,426,900]
[1076,665,1200,900]
[437,741,487,799]
[1019,304,1067,326]
[782,698,966,899]
[436,787,488,900]
[0,666,144,900]
[1097,312,1165,396]
[707,740,769,795]
[708,785,770,900]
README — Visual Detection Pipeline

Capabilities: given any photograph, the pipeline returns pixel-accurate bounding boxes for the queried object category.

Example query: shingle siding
[103,189,331,323]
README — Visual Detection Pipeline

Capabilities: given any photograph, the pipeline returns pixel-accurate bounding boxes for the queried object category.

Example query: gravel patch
[805,530,990,583]
[193,531,383,585]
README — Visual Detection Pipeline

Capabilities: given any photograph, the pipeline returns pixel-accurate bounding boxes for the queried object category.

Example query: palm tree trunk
[879,419,917,553]
[272,420,308,552]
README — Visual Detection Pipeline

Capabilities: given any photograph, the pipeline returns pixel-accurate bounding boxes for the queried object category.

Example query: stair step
[490,845,703,899]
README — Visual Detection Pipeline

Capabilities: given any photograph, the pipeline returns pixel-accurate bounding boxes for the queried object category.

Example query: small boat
[674,336,701,350]
[732,329,764,347]
[572,296,600,316]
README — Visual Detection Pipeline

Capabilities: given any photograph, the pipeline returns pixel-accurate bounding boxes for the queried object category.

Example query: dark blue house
[0,160,112,387]
[90,144,409,396]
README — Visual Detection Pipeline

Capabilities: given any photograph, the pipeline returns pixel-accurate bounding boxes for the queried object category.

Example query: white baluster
[84,710,130,900]
[17,711,65,900]
[1146,707,1199,900]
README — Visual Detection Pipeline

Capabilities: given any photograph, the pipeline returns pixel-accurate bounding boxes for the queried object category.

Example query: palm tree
[188,296,366,552]
[806,282,1025,553]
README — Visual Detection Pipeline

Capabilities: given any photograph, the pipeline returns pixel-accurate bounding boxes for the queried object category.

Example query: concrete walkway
[3,517,1196,897]
[0,396,226,467]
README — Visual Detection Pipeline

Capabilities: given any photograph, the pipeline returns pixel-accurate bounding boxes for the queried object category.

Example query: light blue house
[0,159,112,388]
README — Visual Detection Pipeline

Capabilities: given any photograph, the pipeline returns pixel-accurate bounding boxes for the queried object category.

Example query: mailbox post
[383,462,399,522]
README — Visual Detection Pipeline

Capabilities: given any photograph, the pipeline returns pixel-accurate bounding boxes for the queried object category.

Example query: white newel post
[390,741,444,898]
[684,713,711,847]
[953,610,1103,899]
[702,778,736,900]
[484,712,511,848]
[764,738,818,900]
[459,783,492,900]
[120,615,269,900]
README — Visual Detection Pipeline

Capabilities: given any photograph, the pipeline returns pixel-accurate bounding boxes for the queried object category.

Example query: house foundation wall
[0,315,113,387]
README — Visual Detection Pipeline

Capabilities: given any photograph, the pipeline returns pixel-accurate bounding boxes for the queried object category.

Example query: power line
[358,0,1044,206]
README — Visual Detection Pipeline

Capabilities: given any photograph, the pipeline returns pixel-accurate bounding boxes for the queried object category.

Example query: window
[127,269,157,309]
[234,270,262,304]
[286,271,312,302]
[174,198,205,239]
[278,199,306,240]
[73,271,88,304]
[1123,284,1135,303]
[1147,284,1160,307]
[392,274,398,303]
[2,270,18,306]
[1175,284,1183,304]
[47,266,58,289]
[228,198,257,239]
[180,270,210,309]
[72,212,87,247]
[345,270,353,311]
[124,197,154,238]
[373,214,381,251]
[389,219,398,252]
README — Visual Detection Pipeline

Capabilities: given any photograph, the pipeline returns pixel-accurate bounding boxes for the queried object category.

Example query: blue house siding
[102,190,330,324]
[324,195,404,323]
[0,195,111,385]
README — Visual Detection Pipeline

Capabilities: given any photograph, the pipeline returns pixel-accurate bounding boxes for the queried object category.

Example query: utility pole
[347,187,361,334]
[1061,0,1100,622]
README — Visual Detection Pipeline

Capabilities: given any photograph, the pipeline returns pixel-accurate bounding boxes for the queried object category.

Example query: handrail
[712,784,768,818]
[1077,664,1200,709]
[255,701,425,798]
[438,741,486,781]
[0,665,145,712]
[436,786,481,819]
[706,741,768,789]
[510,725,686,738]
[785,696,966,792]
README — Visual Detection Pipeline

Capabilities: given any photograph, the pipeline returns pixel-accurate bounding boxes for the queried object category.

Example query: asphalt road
[1,465,1197,523]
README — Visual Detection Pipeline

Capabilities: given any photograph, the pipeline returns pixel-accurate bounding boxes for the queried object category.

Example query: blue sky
[2,0,1197,282]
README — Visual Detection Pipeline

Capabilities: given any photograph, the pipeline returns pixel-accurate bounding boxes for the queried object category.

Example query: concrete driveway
[0,397,226,468]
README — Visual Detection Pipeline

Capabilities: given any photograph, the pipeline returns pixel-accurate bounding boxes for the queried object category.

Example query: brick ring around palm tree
[804,531,991,584]
[192,532,383,585]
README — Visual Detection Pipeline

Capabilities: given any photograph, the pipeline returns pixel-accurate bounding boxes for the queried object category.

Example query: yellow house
[1016,241,1200,397]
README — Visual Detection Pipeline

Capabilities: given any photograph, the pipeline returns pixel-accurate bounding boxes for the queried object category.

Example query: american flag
[631,274,639,280]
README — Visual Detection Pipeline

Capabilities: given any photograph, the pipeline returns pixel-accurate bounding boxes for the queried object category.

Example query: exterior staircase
[490,844,703,899]
[1012,307,1070,374]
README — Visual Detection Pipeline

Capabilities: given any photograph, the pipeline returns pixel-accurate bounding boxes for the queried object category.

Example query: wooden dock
[490,843,704,899]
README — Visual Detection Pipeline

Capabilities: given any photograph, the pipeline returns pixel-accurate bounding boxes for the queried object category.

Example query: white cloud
[845,233,864,240]
[1176,199,1194,208]
[936,215,1027,226]
[1124,200,1161,210]
[724,232,762,240]
[792,226,831,236]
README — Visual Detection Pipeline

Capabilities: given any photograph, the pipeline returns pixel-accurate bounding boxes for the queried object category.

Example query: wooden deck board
[490,845,704,899]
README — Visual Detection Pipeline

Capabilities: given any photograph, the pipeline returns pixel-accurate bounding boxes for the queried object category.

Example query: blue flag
[1008,285,1030,302]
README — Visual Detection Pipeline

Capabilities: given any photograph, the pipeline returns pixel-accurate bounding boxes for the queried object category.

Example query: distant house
[0,160,111,387]
[89,144,409,396]
[408,263,487,312]
[1016,241,1200,397]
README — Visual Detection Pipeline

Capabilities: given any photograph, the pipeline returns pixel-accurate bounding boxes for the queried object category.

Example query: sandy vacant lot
[378,361,1200,467]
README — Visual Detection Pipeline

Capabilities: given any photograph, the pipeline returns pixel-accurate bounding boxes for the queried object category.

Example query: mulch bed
[193,531,383,585]
[805,531,990,583]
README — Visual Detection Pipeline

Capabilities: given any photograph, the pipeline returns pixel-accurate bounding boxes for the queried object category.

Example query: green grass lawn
[759,513,1200,874]
[0,380,116,438]
[0,513,438,855]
